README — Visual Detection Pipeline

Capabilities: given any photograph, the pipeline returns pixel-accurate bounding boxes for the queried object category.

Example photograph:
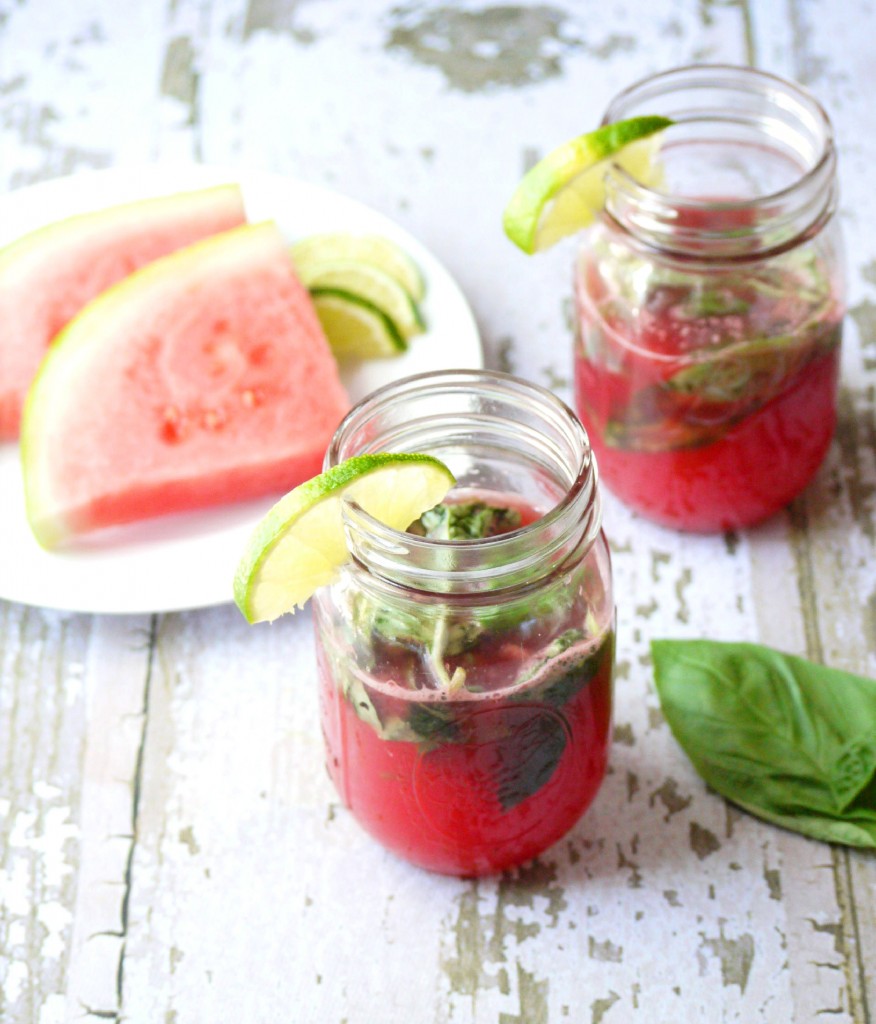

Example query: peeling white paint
[64,661,85,706]
[7,807,38,848]
[32,781,62,801]
[1,859,34,916]
[38,993,66,1024]
[0,1,874,1022]
[38,901,73,961]
[2,958,29,1003]
[7,804,78,888]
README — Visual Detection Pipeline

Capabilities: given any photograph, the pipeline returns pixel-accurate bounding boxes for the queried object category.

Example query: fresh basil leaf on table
[651,639,876,848]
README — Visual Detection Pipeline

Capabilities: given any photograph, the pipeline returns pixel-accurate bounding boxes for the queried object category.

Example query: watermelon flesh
[21,221,350,548]
[0,184,246,440]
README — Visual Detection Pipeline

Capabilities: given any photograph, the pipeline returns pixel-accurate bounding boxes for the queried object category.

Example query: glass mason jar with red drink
[312,370,614,876]
[573,65,845,531]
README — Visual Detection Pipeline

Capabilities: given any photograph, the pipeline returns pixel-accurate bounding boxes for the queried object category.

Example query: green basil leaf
[603,320,841,452]
[403,701,461,743]
[651,639,876,848]
[409,501,522,540]
[603,394,731,451]
[353,500,576,655]
[356,597,485,657]
[664,321,840,404]
[513,628,613,707]
[678,287,750,318]
[496,711,568,810]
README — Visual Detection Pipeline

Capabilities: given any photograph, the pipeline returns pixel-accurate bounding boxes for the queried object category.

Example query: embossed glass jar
[312,369,615,876]
[573,64,845,531]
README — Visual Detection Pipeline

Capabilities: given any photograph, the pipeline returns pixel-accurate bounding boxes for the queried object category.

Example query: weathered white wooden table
[2,2,874,1021]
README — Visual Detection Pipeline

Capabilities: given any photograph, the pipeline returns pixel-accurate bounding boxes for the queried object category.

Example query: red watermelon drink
[574,237,843,531]
[312,370,614,876]
[573,66,844,531]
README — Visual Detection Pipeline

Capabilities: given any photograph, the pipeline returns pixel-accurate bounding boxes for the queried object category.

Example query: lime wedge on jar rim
[233,453,455,624]
[503,115,673,254]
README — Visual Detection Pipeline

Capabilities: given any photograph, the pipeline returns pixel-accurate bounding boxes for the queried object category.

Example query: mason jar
[312,369,614,876]
[573,64,845,531]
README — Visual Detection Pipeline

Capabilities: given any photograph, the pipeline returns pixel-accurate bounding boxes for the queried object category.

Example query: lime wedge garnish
[290,233,428,360]
[233,453,455,623]
[291,232,425,303]
[503,115,673,254]
[312,291,407,359]
[302,259,424,341]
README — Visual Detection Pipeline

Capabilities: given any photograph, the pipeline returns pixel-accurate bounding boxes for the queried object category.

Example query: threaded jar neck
[601,64,838,263]
[325,370,601,595]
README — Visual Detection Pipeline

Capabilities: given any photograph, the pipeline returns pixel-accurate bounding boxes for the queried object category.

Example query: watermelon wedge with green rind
[21,221,350,549]
[0,183,246,440]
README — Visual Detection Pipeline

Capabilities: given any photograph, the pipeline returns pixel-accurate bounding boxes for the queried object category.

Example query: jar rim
[326,369,602,595]
[601,63,838,261]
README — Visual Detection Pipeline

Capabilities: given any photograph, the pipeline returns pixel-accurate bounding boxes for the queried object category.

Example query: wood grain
[1,1,873,1021]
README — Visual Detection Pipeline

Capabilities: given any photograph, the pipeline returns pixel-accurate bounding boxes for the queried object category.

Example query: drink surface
[314,490,614,875]
[573,216,843,531]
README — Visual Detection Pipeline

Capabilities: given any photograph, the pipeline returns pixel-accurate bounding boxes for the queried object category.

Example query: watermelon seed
[160,404,187,444]
[202,407,228,431]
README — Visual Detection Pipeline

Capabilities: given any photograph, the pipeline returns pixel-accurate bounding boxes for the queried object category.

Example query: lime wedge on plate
[233,453,455,623]
[303,260,424,341]
[291,232,426,303]
[503,115,673,254]
[311,292,406,358]
[291,233,428,361]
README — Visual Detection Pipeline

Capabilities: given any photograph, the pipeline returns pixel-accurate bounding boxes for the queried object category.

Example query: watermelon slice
[0,183,247,440]
[21,221,350,549]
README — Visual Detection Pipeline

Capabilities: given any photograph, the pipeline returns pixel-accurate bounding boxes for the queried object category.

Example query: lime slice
[312,291,407,359]
[503,115,673,254]
[303,259,424,341]
[233,453,455,623]
[291,233,425,303]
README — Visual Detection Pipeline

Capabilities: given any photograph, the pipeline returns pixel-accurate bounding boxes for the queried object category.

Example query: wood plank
[63,616,153,1020]
[0,0,874,1020]
[1,605,90,1022]
[781,1,876,1017]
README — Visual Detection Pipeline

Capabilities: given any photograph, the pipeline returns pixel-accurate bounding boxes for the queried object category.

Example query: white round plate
[0,165,483,615]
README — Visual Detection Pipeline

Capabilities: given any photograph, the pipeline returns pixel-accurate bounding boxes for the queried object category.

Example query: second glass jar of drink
[573,64,844,531]
[313,369,614,876]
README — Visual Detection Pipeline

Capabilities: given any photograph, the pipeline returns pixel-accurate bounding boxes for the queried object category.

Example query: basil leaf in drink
[513,628,613,707]
[405,701,461,743]
[493,631,613,808]
[603,391,730,451]
[357,597,484,657]
[409,501,522,539]
[604,319,841,452]
[355,501,528,656]
[496,710,568,811]
[651,639,876,848]
[664,322,840,405]
[341,674,384,734]
[678,287,750,318]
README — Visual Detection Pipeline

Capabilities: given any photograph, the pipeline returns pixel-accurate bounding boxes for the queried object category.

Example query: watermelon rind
[20,220,348,549]
[0,183,246,440]
[0,183,244,272]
